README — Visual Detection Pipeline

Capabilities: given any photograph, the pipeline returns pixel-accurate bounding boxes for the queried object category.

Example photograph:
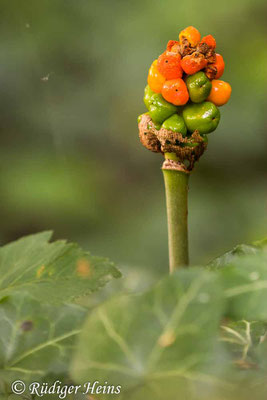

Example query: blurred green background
[0,0,266,275]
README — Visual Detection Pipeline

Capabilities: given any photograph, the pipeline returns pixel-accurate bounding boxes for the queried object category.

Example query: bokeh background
[0,0,266,276]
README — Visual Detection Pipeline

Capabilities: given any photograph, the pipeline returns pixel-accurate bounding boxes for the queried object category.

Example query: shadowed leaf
[0,292,86,387]
[71,269,225,399]
[0,232,121,303]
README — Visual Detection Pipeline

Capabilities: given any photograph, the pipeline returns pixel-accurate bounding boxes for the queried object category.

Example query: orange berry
[166,40,179,52]
[213,53,225,79]
[201,35,216,49]
[179,26,201,47]
[162,79,189,106]
[157,51,183,80]
[147,60,166,93]
[180,54,207,75]
[207,80,232,106]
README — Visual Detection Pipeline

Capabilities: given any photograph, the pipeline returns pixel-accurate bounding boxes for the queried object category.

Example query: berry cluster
[148,26,231,109]
[138,27,232,169]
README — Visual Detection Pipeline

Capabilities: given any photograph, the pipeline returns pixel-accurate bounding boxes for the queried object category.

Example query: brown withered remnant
[190,51,207,68]
[138,114,161,153]
[162,159,190,174]
[196,42,209,55]
[205,64,217,80]
[138,114,208,172]
[177,38,194,57]
[171,37,216,80]
[206,48,216,64]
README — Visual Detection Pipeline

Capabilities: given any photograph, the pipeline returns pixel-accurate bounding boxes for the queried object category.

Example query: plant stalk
[163,162,189,273]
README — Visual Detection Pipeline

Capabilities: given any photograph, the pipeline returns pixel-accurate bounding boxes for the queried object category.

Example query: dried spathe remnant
[175,37,217,79]
[138,114,161,153]
[177,37,216,68]
[178,38,194,57]
[205,64,217,80]
[206,48,217,64]
[159,128,206,153]
[162,158,191,173]
[138,114,207,171]
[158,128,207,170]
[196,42,209,55]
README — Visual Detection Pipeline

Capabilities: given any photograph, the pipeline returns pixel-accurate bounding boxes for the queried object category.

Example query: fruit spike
[138,27,232,274]
[138,26,231,170]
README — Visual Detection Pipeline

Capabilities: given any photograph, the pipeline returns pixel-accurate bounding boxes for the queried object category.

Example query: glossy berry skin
[201,35,216,49]
[186,71,212,103]
[157,51,183,80]
[179,26,201,47]
[147,60,166,93]
[213,53,225,79]
[162,114,187,137]
[144,85,178,124]
[181,54,207,75]
[183,101,220,134]
[207,80,232,106]
[162,79,189,106]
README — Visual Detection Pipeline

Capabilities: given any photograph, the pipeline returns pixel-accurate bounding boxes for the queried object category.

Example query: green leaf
[71,269,225,399]
[208,239,267,320]
[208,244,260,269]
[217,319,267,399]
[253,237,267,249]
[220,251,267,320]
[220,320,267,367]
[0,292,86,387]
[0,232,121,303]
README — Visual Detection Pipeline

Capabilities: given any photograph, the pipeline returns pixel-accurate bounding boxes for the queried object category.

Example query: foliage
[0,231,120,303]
[71,269,225,399]
[71,245,267,399]
[0,232,121,395]
[1,233,267,399]
[0,293,86,385]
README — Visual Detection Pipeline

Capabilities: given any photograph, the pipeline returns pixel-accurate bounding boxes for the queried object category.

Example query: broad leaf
[0,232,121,303]
[71,269,225,399]
[209,244,261,269]
[208,239,267,320]
[218,319,267,399]
[220,251,267,320]
[253,238,267,249]
[220,320,267,368]
[0,292,86,389]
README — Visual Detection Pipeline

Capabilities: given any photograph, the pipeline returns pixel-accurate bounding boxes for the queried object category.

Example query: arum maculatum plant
[138,26,232,273]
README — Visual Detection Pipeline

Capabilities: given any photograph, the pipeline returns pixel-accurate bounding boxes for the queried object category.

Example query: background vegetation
[0,0,266,275]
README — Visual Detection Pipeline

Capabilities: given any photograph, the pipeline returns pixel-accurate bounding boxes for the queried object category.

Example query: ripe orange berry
[162,79,189,106]
[201,35,216,49]
[207,79,232,106]
[213,53,225,79]
[157,51,183,80]
[166,40,179,52]
[180,54,207,75]
[179,26,201,47]
[147,60,166,93]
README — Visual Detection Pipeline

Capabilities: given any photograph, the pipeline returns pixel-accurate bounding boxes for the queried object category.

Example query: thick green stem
[163,166,189,272]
